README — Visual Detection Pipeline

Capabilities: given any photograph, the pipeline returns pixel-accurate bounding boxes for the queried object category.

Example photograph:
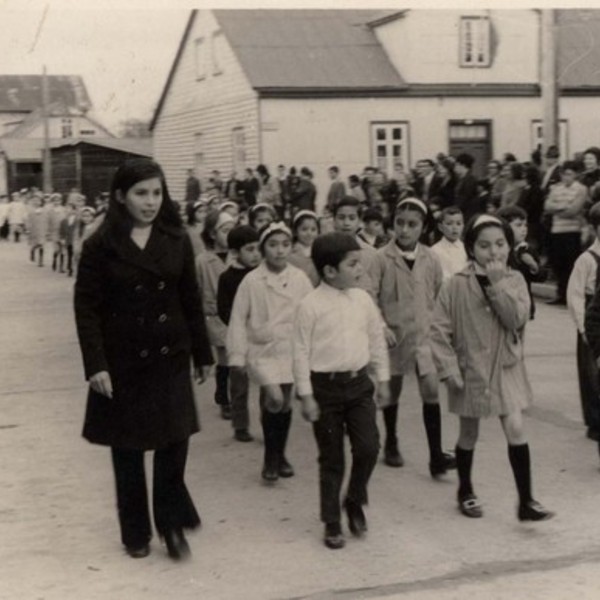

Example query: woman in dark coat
[74,158,213,561]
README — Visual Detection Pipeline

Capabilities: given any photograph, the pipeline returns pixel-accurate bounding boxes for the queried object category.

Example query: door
[449,121,492,179]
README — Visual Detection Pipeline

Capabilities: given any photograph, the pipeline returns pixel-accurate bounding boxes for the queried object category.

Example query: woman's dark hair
[508,162,524,180]
[292,212,320,241]
[311,232,360,277]
[104,158,181,238]
[256,164,270,181]
[201,209,221,249]
[463,215,515,259]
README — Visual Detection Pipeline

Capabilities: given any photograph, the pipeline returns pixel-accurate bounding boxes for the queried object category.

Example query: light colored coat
[27,208,49,246]
[287,244,320,287]
[47,205,67,243]
[227,262,313,385]
[257,177,281,207]
[430,264,533,418]
[196,250,230,347]
[371,241,443,376]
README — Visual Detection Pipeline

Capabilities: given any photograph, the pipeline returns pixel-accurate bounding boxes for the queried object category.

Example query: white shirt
[292,282,390,396]
[567,238,600,333]
[431,237,468,282]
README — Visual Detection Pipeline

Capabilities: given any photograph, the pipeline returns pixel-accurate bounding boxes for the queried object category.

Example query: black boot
[52,252,57,271]
[423,403,456,477]
[261,410,279,482]
[383,404,403,467]
[456,445,482,518]
[275,410,294,478]
[38,248,44,267]
[214,365,231,419]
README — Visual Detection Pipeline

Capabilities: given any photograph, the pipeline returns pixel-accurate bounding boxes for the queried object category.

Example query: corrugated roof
[0,137,152,161]
[0,75,92,113]
[213,10,407,89]
[557,10,600,88]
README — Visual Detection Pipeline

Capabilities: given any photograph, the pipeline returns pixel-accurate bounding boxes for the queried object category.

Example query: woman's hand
[376,381,392,409]
[444,373,464,394]
[300,395,320,422]
[89,371,113,399]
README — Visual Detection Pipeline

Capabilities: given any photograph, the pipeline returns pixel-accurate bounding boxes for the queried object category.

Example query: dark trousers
[549,232,581,302]
[311,373,380,524]
[229,367,250,430]
[576,332,600,433]
[110,439,200,548]
[65,244,74,275]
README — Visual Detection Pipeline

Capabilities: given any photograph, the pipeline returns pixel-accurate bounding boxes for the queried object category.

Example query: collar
[394,241,419,261]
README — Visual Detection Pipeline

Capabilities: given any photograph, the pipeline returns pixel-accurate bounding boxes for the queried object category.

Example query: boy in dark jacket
[217,225,261,441]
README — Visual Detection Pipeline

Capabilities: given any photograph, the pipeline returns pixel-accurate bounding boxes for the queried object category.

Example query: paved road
[0,241,598,600]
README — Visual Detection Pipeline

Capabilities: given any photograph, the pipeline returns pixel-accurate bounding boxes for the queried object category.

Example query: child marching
[287,209,320,287]
[430,214,554,521]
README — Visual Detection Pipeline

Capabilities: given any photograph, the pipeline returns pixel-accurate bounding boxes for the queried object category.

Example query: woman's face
[119,177,163,227]
[295,218,319,247]
[584,152,599,171]
[263,232,292,272]
[472,225,509,268]
[214,221,235,250]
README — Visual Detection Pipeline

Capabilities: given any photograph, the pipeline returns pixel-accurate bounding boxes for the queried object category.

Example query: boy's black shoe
[518,500,554,522]
[220,404,232,420]
[125,543,150,559]
[384,439,404,467]
[343,498,367,537]
[278,456,295,478]
[458,493,483,518]
[234,428,253,442]
[324,522,345,549]
[163,529,191,561]
[586,427,599,442]
[547,298,566,306]
[429,451,457,477]
[261,459,279,482]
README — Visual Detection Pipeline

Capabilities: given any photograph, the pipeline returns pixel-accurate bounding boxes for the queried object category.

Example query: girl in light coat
[196,208,235,419]
[430,214,554,522]
[27,195,48,266]
[287,210,320,287]
[227,222,312,482]
[371,198,454,477]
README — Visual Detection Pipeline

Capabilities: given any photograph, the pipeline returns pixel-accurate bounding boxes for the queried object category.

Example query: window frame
[369,121,410,177]
[459,15,491,69]
[195,37,207,81]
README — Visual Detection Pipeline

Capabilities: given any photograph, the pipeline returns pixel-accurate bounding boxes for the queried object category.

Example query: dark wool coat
[74,223,213,450]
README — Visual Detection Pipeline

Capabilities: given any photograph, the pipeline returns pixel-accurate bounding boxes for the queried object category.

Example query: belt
[310,365,368,383]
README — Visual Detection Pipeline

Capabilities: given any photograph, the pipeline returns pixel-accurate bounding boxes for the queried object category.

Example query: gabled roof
[213,10,406,90]
[0,137,152,162]
[0,75,91,113]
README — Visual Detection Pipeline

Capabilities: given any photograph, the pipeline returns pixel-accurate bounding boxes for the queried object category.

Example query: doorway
[448,120,492,179]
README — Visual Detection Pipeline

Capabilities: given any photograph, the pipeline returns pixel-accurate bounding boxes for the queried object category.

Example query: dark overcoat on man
[74,222,213,450]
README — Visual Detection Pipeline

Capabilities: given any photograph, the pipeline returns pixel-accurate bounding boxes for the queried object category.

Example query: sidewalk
[0,240,598,600]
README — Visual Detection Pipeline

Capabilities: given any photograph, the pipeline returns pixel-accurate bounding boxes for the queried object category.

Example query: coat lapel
[108,226,169,277]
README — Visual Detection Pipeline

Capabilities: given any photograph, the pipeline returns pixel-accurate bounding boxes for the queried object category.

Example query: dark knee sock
[456,445,474,499]
[214,365,230,405]
[383,404,398,444]
[508,443,533,506]
[261,410,278,465]
[423,403,443,461]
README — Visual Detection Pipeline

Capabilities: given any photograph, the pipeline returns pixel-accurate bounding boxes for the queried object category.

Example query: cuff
[296,380,313,397]
[228,353,246,368]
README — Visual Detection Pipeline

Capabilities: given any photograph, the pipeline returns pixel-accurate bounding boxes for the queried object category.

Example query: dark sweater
[217,265,255,325]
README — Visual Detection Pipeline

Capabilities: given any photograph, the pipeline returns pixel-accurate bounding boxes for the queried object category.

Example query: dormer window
[460,16,491,68]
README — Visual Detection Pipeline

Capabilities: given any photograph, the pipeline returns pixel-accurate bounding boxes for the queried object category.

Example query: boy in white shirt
[292,232,390,550]
[431,207,467,282]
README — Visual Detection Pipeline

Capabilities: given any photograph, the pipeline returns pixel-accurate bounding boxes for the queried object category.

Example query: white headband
[396,198,428,215]
[259,221,292,247]
[250,202,276,215]
[473,215,503,229]
[219,201,238,213]
[215,211,236,230]
[292,209,318,226]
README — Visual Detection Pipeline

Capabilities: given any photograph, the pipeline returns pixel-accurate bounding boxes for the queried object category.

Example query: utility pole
[541,9,559,157]
[42,65,52,193]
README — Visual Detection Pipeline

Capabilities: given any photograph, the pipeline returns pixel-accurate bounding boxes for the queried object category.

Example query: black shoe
[343,498,367,537]
[234,428,254,442]
[587,428,600,442]
[429,451,457,478]
[384,440,404,467]
[220,404,232,420]
[163,529,191,561]
[518,500,554,522]
[125,543,150,558]
[261,460,279,482]
[278,456,295,478]
[546,298,566,306]
[324,522,345,550]
[458,493,483,518]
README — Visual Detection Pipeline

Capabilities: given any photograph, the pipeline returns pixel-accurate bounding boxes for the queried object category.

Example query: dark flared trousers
[576,332,600,433]
[110,438,200,548]
[548,232,581,302]
[311,372,380,524]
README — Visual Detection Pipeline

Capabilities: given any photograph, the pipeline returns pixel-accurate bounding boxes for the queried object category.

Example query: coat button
[158,313,167,323]
[140,349,149,358]
[160,346,169,355]
[134,284,143,293]
[157,281,166,290]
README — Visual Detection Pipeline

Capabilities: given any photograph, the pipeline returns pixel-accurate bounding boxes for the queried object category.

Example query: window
[194,133,204,172]
[531,120,568,161]
[61,118,73,138]
[80,129,96,136]
[460,16,491,68]
[211,31,224,76]
[370,123,409,176]
[195,38,206,80]
[231,127,246,175]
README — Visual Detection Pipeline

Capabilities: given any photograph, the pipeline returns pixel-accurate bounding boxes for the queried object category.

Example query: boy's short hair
[332,195,360,216]
[328,165,339,174]
[312,232,361,277]
[588,203,600,228]
[361,207,383,224]
[439,206,463,221]
[463,214,514,258]
[561,160,580,173]
[496,205,528,223]
[455,153,475,169]
[227,225,259,251]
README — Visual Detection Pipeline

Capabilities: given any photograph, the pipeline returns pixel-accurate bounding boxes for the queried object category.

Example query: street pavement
[1,240,599,600]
